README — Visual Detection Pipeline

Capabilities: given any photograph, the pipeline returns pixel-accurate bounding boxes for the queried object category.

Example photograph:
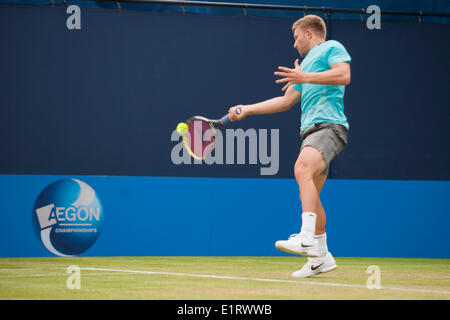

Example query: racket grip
[220,113,230,125]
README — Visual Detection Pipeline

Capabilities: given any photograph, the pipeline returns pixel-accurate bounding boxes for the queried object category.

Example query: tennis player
[229,15,351,278]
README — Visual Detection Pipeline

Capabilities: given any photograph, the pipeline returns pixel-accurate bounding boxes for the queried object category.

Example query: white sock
[315,233,328,258]
[300,212,317,245]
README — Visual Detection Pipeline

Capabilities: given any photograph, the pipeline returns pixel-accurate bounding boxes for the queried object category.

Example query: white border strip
[82,267,450,295]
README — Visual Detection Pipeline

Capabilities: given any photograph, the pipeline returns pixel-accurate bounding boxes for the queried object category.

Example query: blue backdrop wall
[0,3,449,258]
[1,175,449,258]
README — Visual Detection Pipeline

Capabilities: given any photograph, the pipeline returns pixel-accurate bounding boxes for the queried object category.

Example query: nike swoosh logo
[311,263,324,271]
[301,242,312,248]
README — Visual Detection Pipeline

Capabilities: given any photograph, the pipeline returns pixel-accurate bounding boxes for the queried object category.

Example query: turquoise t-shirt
[292,40,351,132]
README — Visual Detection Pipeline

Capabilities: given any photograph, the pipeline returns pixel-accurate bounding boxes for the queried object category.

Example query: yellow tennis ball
[176,122,189,135]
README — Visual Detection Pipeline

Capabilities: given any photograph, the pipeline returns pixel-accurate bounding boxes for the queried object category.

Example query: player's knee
[294,160,314,182]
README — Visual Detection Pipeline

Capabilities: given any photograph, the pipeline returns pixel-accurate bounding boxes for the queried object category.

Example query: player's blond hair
[292,15,327,39]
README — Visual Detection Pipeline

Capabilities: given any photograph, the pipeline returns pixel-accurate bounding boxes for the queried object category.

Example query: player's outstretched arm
[228,85,301,122]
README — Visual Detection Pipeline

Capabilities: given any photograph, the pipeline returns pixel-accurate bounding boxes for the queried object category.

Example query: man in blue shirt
[229,15,351,278]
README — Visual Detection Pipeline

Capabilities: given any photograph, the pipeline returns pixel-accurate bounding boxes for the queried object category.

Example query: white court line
[82,267,450,296]
[0,272,134,278]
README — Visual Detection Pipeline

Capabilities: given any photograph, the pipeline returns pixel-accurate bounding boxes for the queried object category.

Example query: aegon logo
[32,179,103,257]
[54,206,100,223]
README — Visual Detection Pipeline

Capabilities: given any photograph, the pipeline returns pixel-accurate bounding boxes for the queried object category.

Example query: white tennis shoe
[275,233,319,258]
[291,252,338,278]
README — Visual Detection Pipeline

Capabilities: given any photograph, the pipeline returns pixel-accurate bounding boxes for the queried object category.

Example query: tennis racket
[182,107,241,160]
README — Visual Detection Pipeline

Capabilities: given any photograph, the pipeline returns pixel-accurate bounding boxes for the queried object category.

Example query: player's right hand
[228,105,246,122]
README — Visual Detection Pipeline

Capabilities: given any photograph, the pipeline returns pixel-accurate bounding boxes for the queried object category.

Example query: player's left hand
[274,59,307,91]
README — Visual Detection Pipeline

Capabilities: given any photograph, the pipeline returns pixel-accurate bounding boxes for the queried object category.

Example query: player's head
[292,15,327,57]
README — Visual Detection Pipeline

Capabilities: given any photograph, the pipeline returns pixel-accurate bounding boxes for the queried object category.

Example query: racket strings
[183,119,218,160]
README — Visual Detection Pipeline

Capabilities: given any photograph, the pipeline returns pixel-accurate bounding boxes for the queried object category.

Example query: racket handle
[220,107,241,125]
[220,113,230,125]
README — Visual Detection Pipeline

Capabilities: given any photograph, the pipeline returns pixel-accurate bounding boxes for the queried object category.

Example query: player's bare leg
[312,172,327,235]
[275,146,327,257]
[291,151,337,277]
[294,145,327,234]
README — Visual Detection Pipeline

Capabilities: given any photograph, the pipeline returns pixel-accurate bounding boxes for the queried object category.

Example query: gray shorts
[300,123,348,176]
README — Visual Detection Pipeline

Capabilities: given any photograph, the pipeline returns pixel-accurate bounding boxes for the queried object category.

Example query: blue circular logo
[32,179,104,257]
